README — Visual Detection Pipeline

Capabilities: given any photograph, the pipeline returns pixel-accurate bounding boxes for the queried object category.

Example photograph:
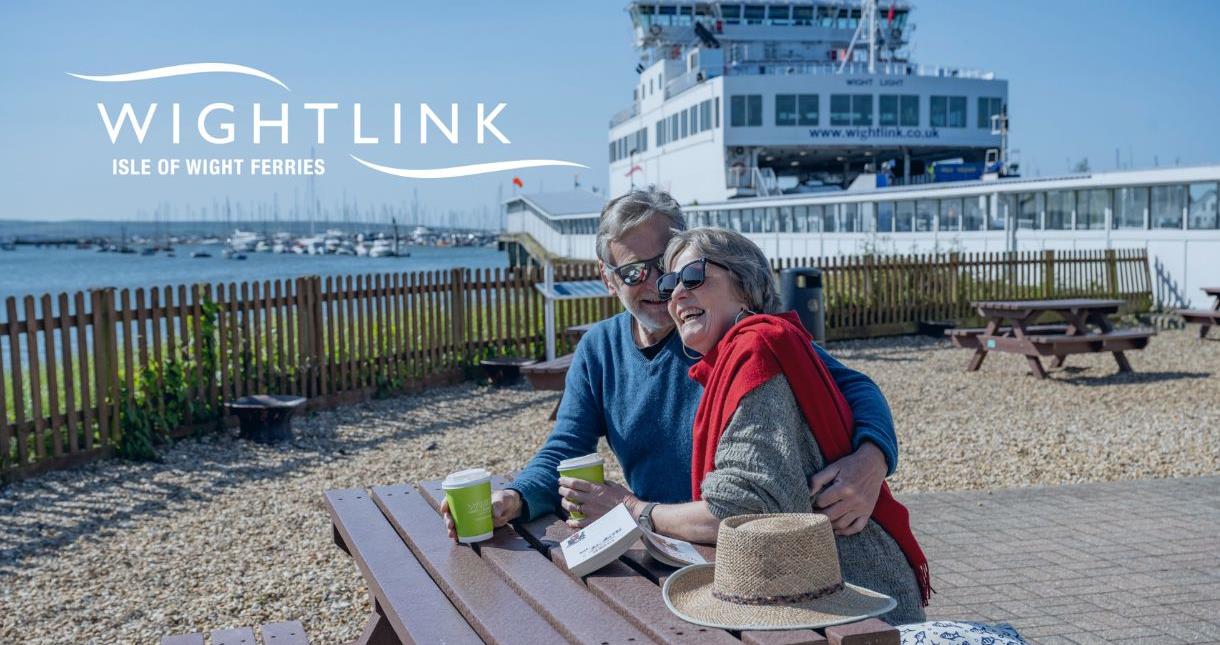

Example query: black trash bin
[779,267,826,343]
[226,394,307,443]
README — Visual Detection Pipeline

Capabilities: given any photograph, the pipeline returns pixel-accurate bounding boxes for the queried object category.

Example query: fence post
[450,267,467,369]
[948,252,961,319]
[90,288,121,446]
[1043,249,1055,298]
[1104,249,1119,299]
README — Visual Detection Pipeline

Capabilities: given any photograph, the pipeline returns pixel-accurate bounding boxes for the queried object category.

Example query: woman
[643,227,928,624]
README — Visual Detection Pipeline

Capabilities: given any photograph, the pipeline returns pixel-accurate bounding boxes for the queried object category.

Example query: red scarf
[688,311,931,605]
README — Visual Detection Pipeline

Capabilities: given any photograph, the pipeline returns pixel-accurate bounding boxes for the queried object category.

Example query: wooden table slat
[741,631,828,645]
[323,488,482,645]
[259,620,309,645]
[369,483,568,645]
[973,298,1125,310]
[209,626,257,645]
[416,480,657,644]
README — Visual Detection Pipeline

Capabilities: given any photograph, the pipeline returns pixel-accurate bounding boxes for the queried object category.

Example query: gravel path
[1,329,1217,644]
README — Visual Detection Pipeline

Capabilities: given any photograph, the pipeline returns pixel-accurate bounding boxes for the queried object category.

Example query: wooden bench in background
[161,620,308,645]
[1175,287,1220,339]
[324,475,900,645]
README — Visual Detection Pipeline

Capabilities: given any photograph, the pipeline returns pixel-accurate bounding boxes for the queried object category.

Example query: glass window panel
[762,207,776,233]
[948,96,966,128]
[852,94,873,126]
[748,95,762,126]
[1046,190,1074,230]
[860,202,876,232]
[896,201,914,232]
[779,207,794,232]
[744,5,765,23]
[730,95,746,127]
[900,95,919,127]
[876,202,895,232]
[681,110,688,138]
[793,206,808,232]
[1189,182,1219,229]
[1017,192,1040,230]
[879,95,898,126]
[793,6,813,24]
[988,195,1006,230]
[1075,189,1109,230]
[1151,185,1185,229]
[930,96,947,127]
[939,198,962,231]
[1114,187,1147,229]
[915,199,935,231]
[841,202,859,232]
[964,195,985,231]
[776,94,797,126]
[798,94,818,125]
[729,209,742,231]
[830,95,852,126]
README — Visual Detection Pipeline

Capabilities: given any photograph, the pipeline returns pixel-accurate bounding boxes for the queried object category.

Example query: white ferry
[503,0,1220,308]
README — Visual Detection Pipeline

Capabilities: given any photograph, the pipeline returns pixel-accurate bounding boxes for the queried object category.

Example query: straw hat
[662,514,896,630]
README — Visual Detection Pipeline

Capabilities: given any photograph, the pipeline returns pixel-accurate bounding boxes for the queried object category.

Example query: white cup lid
[442,467,491,489]
[557,454,604,471]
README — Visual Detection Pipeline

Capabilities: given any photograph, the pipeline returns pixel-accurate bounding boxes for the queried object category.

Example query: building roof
[508,190,605,219]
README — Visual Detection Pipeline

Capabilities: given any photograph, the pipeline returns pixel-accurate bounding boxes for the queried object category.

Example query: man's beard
[621,295,674,334]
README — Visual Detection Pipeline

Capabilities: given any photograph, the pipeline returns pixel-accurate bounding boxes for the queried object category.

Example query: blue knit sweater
[511,312,898,522]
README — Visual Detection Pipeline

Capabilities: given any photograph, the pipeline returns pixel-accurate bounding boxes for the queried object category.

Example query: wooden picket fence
[0,248,1150,482]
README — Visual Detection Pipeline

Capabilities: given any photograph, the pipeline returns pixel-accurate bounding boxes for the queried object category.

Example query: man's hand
[441,488,524,542]
[557,477,639,528]
[810,442,888,537]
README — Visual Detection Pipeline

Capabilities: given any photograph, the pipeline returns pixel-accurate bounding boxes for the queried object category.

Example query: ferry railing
[609,103,640,128]
[663,68,717,99]
[722,60,994,80]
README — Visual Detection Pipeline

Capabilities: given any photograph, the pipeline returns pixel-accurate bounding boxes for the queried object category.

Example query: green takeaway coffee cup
[442,467,494,544]
[557,454,605,521]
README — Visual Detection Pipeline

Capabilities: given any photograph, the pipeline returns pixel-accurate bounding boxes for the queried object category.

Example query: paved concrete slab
[901,476,1220,644]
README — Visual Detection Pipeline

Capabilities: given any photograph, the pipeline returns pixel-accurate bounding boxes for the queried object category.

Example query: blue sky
[1,0,1218,223]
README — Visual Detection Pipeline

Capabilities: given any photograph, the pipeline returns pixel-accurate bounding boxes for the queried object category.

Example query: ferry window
[940,199,963,231]
[977,97,1003,129]
[823,205,837,232]
[778,207,793,232]
[1188,182,1219,229]
[793,6,814,25]
[700,100,713,131]
[963,196,985,231]
[1075,189,1109,230]
[988,195,1006,230]
[656,119,666,146]
[915,200,936,232]
[793,206,808,232]
[1017,193,1041,230]
[1114,187,1148,229]
[876,202,895,232]
[670,113,680,139]
[609,141,616,163]
[900,95,919,127]
[730,94,762,127]
[721,4,741,23]
[776,94,798,126]
[763,207,778,233]
[931,96,967,128]
[744,5,765,24]
[767,6,790,25]
[681,109,689,138]
[690,105,700,133]
[949,97,966,128]
[807,205,823,231]
[1151,185,1186,229]
[1046,190,1075,230]
[879,95,899,126]
[852,95,873,126]
[841,203,859,232]
[895,201,914,232]
[715,97,720,128]
[830,95,852,126]
[798,94,818,125]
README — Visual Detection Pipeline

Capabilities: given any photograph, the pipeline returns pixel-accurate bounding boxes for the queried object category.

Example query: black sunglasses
[656,258,731,302]
[605,253,665,286]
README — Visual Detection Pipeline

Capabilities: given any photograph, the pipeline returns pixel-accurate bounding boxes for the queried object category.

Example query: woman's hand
[440,489,523,542]
[557,477,639,528]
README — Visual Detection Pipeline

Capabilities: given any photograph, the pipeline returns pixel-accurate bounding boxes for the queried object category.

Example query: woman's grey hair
[663,227,782,314]
[595,188,686,264]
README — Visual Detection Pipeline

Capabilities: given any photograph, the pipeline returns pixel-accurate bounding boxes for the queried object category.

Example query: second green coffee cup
[442,467,494,544]
[557,454,605,521]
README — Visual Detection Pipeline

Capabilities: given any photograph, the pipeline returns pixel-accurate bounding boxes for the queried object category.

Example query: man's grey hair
[663,227,782,314]
[595,188,686,265]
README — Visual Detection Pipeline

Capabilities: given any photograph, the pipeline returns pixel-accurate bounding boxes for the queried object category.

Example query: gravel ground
[1,329,1217,644]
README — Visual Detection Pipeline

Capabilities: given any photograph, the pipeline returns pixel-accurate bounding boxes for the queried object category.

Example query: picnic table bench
[1174,287,1220,339]
[947,299,1155,378]
[324,475,899,645]
[524,322,599,418]
[161,620,309,645]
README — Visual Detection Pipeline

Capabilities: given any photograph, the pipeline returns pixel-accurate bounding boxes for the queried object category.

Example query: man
[445,188,896,538]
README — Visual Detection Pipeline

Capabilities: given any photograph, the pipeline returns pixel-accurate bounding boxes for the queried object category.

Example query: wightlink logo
[69,62,587,179]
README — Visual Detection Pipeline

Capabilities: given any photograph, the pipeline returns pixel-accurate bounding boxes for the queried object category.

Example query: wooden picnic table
[1175,287,1220,339]
[324,475,898,645]
[946,298,1155,378]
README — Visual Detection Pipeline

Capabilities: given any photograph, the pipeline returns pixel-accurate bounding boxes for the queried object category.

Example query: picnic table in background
[524,322,600,419]
[946,299,1155,379]
[324,475,899,645]
[1175,287,1220,339]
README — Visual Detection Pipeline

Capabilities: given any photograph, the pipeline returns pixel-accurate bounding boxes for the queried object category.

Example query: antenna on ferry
[839,0,879,74]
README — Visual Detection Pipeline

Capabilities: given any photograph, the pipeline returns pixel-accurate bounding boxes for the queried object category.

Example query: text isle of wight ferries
[102,102,510,177]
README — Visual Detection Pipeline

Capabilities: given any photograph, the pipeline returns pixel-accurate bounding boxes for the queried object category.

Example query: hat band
[711,580,845,606]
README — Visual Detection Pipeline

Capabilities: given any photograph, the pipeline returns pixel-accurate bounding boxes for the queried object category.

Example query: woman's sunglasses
[656,258,730,302]
[605,253,665,286]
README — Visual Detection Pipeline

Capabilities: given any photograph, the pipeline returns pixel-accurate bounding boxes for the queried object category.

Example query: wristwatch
[637,502,659,532]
